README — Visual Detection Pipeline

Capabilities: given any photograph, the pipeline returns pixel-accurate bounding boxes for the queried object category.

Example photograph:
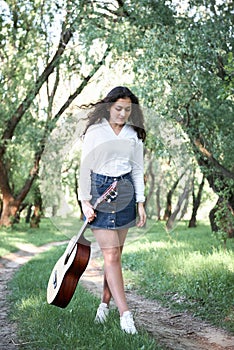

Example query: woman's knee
[102,247,121,264]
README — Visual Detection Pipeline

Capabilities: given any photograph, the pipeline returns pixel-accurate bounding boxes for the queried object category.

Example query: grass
[1,218,234,348]
[8,243,160,350]
[122,221,234,333]
[0,218,68,258]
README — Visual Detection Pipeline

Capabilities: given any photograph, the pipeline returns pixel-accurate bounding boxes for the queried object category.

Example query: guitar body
[47,235,91,308]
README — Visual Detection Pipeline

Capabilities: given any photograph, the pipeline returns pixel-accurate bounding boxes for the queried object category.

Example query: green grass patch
[8,245,161,350]
[3,218,234,347]
[122,221,234,333]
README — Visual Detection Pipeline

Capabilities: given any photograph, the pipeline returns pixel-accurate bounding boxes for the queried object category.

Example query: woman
[79,86,146,334]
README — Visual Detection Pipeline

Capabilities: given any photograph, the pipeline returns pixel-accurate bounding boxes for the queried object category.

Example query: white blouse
[78,118,145,202]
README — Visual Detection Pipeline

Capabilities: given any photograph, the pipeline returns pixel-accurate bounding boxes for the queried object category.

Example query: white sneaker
[120,311,138,334]
[94,303,109,324]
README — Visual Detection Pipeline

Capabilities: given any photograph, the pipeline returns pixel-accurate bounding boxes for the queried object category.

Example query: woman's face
[109,97,132,126]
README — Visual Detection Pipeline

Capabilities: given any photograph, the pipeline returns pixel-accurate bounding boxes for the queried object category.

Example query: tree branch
[53,45,111,122]
[16,45,111,203]
[16,156,40,203]
[194,138,234,180]
[0,27,72,154]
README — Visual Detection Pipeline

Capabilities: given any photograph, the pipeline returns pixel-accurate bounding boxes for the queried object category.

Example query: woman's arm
[78,130,95,201]
[131,139,145,203]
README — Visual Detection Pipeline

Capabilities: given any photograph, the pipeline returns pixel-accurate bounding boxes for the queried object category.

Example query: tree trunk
[189,213,197,229]
[179,193,190,221]
[209,199,219,232]
[188,174,205,228]
[163,172,185,221]
[30,204,41,228]
[195,156,234,236]
[156,185,162,220]
[155,174,164,220]
[190,135,234,235]
[166,176,191,231]
[25,204,33,223]
[13,203,28,224]
[209,197,234,238]
[144,157,155,215]
[30,186,43,228]
[163,189,173,221]
[0,197,20,227]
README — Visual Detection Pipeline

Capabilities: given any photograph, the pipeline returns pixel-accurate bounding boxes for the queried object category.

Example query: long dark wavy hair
[83,86,146,141]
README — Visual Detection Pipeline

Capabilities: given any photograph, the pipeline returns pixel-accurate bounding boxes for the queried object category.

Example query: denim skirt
[89,172,136,230]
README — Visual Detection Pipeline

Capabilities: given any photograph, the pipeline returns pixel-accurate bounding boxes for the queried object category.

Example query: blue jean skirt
[89,172,136,230]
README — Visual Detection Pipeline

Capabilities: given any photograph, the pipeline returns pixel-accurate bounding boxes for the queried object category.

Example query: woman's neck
[109,122,125,135]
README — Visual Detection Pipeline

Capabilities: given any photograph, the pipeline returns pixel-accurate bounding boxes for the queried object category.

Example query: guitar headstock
[101,181,118,203]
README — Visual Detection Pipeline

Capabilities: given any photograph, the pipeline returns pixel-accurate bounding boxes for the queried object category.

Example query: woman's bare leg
[93,228,128,316]
[102,272,112,304]
[102,229,127,305]
[102,244,125,304]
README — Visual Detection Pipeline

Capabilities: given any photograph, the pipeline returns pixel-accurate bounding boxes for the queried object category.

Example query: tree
[0,0,178,227]
[132,0,234,234]
[3,0,232,234]
[0,0,127,226]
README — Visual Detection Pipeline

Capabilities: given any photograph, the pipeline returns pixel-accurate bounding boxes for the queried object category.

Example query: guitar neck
[74,218,89,242]
[69,197,100,249]
[64,219,89,264]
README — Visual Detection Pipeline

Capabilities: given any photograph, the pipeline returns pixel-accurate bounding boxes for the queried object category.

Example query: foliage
[0,0,126,225]
[1,0,233,232]
[213,195,234,244]
[132,0,234,193]
[125,0,234,233]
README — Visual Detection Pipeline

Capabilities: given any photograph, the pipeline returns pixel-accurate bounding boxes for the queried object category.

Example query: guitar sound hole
[53,270,57,289]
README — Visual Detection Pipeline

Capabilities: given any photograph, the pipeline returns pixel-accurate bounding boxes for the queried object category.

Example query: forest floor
[0,241,234,350]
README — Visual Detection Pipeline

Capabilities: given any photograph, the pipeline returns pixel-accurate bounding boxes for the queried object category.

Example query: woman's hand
[81,200,96,223]
[137,202,146,227]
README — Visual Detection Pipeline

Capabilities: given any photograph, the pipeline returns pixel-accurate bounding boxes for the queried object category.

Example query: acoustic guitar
[47,181,118,308]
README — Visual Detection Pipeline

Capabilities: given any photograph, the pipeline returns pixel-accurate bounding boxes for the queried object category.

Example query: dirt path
[0,242,234,350]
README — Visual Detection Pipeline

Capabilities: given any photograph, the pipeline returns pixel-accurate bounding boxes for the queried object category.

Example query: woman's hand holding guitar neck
[81,200,96,223]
